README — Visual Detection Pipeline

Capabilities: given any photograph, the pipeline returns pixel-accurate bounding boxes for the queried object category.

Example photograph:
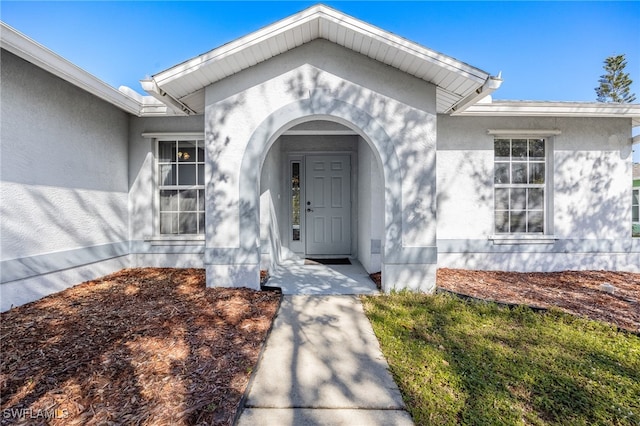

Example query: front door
[305,155,351,255]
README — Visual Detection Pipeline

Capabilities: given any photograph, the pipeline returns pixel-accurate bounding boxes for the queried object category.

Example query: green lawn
[362,292,640,426]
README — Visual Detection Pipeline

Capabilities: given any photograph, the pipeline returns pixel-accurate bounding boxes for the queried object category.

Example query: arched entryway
[238,97,403,292]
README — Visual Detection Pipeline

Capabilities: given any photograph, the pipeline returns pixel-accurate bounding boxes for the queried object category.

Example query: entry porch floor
[266,258,380,295]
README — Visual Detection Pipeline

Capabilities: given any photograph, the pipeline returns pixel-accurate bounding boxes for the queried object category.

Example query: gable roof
[141,4,502,116]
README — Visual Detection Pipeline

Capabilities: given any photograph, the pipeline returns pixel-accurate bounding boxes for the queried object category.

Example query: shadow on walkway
[237,295,414,425]
[266,258,379,295]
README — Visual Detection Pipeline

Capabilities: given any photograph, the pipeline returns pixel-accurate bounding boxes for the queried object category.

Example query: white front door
[305,155,351,255]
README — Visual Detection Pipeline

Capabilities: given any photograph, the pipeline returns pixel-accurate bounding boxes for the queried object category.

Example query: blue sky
[2,1,638,101]
[2,1,639,157]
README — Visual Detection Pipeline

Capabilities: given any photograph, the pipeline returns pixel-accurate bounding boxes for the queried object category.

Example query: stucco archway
[238,96,403,290]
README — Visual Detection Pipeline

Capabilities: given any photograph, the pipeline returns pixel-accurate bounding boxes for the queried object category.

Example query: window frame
[152,134,206,239]
[488,130,557,243]
[494,137,546,234]
[287,155,305,253]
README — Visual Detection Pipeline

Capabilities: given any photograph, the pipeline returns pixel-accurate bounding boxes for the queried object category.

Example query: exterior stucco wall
[357,137,384,274]
[259,139,284,270]
[204,39,438,291]
[3,21,637,312]
[127,115,206,268]
[437,115,639,272]
[0,51,130,310]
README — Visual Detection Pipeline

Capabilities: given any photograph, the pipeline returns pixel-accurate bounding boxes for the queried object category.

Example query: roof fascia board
[140,79,193,115]
[457,100,640,119]
[1,22,143,116]
[447,75,503,114]
[118,85,173,116]
[152,7,324,86]
[315,11,485,83]
[151,5,489,88]
[316,7,488,83]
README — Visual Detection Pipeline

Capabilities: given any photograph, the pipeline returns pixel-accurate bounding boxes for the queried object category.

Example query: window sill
[489,235,558,245]
[145,235,205,246]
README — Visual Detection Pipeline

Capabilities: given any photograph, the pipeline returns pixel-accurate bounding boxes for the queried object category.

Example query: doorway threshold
[304,257,351,265]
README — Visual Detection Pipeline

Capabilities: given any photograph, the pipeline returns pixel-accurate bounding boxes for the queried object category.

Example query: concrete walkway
[237,295,414,425]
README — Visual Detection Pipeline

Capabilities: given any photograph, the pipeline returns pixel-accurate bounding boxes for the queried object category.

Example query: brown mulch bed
[369,269,640,333]
[437,269,640,333]
[0,268,280,425]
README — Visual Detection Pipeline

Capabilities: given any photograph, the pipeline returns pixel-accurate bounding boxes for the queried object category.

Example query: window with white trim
[633,188,639,237]
[494,138,546,234]
[157,139,205,235]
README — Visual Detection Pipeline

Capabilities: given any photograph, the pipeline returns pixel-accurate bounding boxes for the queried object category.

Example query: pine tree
[595,54,636,103]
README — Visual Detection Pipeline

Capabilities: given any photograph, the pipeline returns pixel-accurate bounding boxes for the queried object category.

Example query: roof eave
[447,74,503,114]
[147,5,492,114]
[0,22,147,116]
[457,100,640,126]
[152,5,489,85]
[151,6,324,86]
[140,79,195,116]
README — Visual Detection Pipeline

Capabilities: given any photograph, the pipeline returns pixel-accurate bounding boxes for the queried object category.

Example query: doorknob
[306,201,311,205]
[306,208,314,212]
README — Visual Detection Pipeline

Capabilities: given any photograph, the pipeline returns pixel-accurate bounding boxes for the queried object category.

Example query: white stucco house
[2,5,639,311]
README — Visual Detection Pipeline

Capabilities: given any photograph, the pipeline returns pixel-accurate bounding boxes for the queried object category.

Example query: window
[633,188,639,237]
[494,138,546,234]
[157,139,205,235]
[291,161,301,241]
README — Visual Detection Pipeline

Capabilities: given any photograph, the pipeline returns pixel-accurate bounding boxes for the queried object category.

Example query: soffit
[144,5,493,115]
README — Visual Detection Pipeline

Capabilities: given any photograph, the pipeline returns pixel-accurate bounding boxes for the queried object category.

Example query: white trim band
[487,129,562,136]
[142,132,205,139]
